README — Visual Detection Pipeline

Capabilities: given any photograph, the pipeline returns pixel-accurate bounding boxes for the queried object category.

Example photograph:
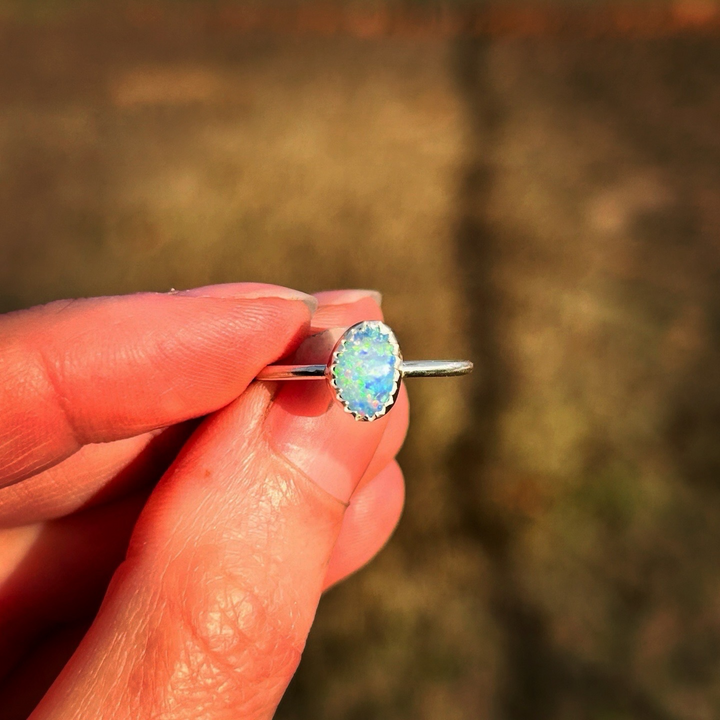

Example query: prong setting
[327,320,403,422]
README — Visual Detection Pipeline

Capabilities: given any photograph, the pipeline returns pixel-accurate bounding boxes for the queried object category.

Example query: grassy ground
[2,4,720,719]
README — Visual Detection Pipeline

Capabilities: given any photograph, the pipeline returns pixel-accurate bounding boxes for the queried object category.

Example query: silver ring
[257,320,473,422]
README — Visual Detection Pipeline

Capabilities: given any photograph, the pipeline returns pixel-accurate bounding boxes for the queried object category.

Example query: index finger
[0,284,314,488]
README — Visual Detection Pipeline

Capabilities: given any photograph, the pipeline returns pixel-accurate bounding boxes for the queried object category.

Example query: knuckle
[147,547,303,718]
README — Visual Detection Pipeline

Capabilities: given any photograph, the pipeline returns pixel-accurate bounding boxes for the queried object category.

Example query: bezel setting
[327,320,403,422]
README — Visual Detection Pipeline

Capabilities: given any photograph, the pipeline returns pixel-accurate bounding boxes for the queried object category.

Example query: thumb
[32,354,391,719]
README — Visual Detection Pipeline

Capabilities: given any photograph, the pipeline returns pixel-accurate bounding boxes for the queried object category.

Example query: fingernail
[263,331,389,503]
[314,289,382,307]
[172,283,318,312]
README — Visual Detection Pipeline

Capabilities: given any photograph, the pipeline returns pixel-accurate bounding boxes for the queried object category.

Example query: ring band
[256,360,473,380]
[257,320,473,421]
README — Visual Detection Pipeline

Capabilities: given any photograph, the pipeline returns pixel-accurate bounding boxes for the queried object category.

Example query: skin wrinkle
[0,426,190,527]
[147,556,299,719]
[67,594,135,720]
[44,298,86,315]
[117,426,337,718]
[126,390,282,563]
[153,303,295,390]
[0,343,75,485]
[33,345,85,449]
[262,427,352,511]
[37,299,77,318]
[0,441,56,486]
[95,566,153,720]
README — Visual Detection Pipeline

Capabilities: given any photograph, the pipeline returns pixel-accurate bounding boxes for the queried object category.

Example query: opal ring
[257,320,473,422]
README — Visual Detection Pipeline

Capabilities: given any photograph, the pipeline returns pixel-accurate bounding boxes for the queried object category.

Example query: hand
[0,283,408,720]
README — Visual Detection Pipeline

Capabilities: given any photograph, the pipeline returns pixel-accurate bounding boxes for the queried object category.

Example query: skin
[0,284,409,720]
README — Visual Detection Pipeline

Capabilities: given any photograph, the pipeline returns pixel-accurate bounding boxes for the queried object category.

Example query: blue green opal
[331,322,400,421]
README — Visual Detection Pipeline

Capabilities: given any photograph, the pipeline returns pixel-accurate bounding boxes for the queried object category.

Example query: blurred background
[2,0,720,718]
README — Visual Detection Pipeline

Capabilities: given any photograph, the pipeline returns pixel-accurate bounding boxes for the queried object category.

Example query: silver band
[257,359,473,381]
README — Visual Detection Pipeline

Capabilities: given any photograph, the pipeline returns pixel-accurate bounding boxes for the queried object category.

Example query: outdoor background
[2,1,720,718]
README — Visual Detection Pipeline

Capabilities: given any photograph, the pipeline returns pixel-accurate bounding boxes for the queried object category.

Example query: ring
[257,320,473,422]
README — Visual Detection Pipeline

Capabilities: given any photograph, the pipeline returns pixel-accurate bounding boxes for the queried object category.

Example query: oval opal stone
[331,321,401,421]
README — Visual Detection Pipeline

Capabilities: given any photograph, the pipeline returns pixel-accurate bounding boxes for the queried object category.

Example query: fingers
[263,289,387,503]
[311,290,383,329]
[0,386,405,678]
[29,291,396,719]
[0,344,408,658]
[356,383,408,492]
[33,376,392,720]
[0,286,392,528]
[1,286,409,720]
[0,424,195,527]
[0,494,145,679]
[0,284,314,488]
[318,384,408,589]
[14,288,408,720]
[323,460,405,590]
[0,287,404,648]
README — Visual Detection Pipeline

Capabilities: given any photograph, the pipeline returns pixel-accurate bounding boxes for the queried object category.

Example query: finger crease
[34,346,84,448]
